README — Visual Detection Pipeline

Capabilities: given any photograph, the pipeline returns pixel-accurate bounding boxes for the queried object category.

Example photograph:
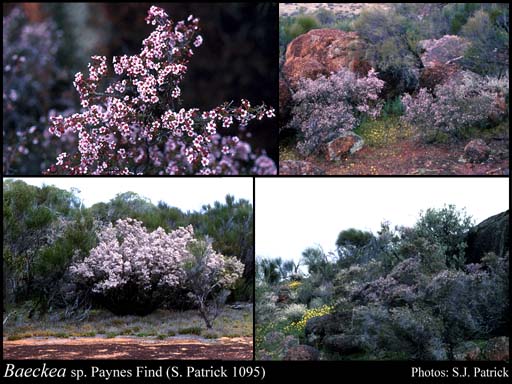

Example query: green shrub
[287,15,320,41]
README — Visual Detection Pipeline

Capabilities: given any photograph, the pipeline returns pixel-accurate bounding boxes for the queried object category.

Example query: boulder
[418,35,470,89]
[305,312,350,345]
[283,345,320,361]
[283,29,370,88]
[465,210,509,264]
[453,341,482,361]
[418,35,470,68]
[304,314,333,344]
[322,334,364,355]
[482,337,509,361]
[326,132,364,161]
[279,160,324,175]
[464,139,491,163]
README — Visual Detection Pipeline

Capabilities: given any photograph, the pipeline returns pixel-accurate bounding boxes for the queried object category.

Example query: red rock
[326,132,364,161]
[419,60,460,91]
[283,29,370,88]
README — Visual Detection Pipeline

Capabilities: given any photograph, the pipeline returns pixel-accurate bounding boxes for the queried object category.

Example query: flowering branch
[46,5,275,175]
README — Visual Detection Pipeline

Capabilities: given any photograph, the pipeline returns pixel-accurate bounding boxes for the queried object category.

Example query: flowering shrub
[3,7,70,174]
[70,218,193,314]
[425,256,509,344]
[288,68,384,156]
[284,304,333,336]
[70,218,244,322]
[184,239,244,328]
[46,6,275,175]
[401,71,509,142]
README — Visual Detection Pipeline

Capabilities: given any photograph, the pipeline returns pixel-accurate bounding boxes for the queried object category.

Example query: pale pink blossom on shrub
[401,71,508,141]
[69,218,244,321]
[289,68,385,156]
[70,218,194,293]
[46,6,275,175]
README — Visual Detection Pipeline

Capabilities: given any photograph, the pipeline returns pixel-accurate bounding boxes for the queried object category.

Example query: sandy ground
[3,336,253,360]
[279,3,388,17]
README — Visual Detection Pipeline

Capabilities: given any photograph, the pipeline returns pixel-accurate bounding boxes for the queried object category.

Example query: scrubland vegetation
[280,3,509,175]
[256,206,509,360]
[3,179,253,338]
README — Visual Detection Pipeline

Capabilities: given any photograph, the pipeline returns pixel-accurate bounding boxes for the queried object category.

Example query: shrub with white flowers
[46,5,275,175]
[401,71,509,142]
[70,218,244,321]
[288,68,385,156]
[184,239,245,328]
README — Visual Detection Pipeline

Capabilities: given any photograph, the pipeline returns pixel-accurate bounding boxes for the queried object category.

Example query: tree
[353,7,422,97]
[258,258,281,285]
[461,8,509,77]
[190,195,254,301]
[3,180,82,308]
[184,238,244,328]
[301,246,334,278]
[399,205,473,270]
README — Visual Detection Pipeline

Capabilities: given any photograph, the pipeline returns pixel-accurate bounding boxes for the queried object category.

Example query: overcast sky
[5,178,253,211]
[256,178,509,263]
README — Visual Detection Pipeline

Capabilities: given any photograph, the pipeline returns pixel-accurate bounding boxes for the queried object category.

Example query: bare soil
[286,137,509,175]
[3,336,253,360]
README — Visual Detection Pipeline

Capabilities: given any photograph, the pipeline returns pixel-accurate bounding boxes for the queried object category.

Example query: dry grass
[3,306,253,341]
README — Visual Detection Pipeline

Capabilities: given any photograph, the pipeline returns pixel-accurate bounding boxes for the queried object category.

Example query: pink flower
[46,5,276,175]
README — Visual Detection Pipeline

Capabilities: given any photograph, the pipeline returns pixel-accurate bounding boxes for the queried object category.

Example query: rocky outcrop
[465,210,509,264]
[326,132,364,161]
[418,35,470,68]
[418,35,470,90]
[279,160,325,175]
[464,139,491,163]
[283,345,320,360]
[283,29,370,88]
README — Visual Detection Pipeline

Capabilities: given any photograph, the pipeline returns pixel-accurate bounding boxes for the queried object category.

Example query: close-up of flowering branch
[46,6,276,175]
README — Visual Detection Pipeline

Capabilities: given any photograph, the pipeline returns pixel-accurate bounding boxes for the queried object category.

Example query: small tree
[184,238,244,328]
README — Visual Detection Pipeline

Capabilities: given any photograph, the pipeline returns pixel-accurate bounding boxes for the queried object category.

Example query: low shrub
[401,71,508,142]
[281,303,307,323]
[288,68,384,156]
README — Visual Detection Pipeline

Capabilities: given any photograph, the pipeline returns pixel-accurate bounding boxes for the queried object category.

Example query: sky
[256,178,509,263]
[5,178,253,211]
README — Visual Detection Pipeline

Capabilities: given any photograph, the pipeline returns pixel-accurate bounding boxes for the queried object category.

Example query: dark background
[2,2,279,165]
